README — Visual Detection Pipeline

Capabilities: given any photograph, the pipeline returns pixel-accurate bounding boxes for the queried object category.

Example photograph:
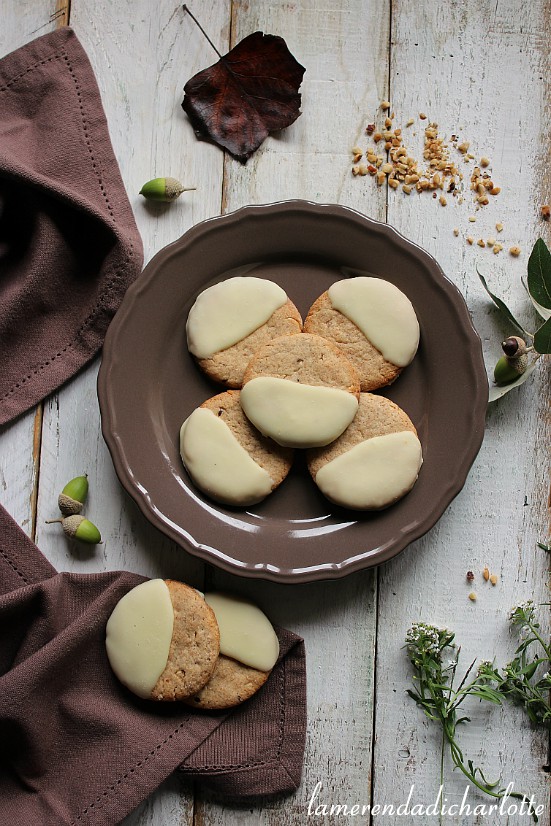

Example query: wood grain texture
[371,0,550,819]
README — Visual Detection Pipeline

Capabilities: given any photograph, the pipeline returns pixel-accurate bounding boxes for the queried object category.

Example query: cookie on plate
[304,276,419,391]
[240,333,360,448]
[180,390,293,506]
[105,579,220,701]
[185,592,279,710]
[186,276,302,387]
[307,393,423,510]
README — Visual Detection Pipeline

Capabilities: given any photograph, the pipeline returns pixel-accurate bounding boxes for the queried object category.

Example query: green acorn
[493,335,529,386]
[139,177,196,203]
[46,514,102,544]
[58,474,89,515]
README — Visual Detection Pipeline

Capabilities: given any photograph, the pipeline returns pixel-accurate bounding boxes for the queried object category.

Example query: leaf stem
[182,5,222,58]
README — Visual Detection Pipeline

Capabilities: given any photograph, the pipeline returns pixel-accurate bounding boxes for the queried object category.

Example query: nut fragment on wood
[468,592,477,601]
[541,205,550,220]
[483,566,490,581]
[509,245,521,256]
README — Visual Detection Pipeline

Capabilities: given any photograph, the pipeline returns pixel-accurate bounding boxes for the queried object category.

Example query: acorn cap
[62,515,102,544]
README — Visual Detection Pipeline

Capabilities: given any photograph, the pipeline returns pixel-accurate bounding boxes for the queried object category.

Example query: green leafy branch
[405,623,539,821]
[477,237,551,402]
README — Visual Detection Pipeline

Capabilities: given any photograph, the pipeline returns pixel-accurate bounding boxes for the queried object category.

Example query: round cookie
[180,390,293,506]
[183,655,270,710]
[186,276,302,387]
[304,277,419,391]
[105,579,220,701]
[307,393,423,510]
[241,333,361,448]
[184,591,279,710]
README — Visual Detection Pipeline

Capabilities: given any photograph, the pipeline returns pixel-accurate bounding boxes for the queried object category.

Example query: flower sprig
[405,622,538,821]
[491,600,551,726]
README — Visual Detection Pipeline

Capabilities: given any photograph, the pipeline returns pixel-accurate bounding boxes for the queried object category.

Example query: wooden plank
[33,1,229,821]
[196,1,390,824]
[372,0,550,818]
[0,3,61,534]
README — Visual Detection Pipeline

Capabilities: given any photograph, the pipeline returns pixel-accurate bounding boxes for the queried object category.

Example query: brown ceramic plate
[98,201,487,583]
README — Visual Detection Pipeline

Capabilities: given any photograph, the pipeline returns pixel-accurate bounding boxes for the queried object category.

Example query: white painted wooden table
[2,1,549,823]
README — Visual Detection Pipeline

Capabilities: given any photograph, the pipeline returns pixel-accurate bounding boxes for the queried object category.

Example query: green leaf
[476,266,528,336]
[521,276,551,320]
[533,315,551,354]
[488,359,539,402]
[527,238,551,310]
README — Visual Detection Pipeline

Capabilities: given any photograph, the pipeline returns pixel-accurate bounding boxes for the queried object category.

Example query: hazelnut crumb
[490,574,498,586]
[402,184,413,194]
[467,236,474,245]
[453,228,459,236]
[458,141,470,153]
[352,145,363,155]
[468,216,476,222]
[480,157,490,167]
[419,112,427,120]
[468,592,477,602]
[381,100,391,110]
[541,205,550,220]
[496,222,503,232]
[493,243,503,254]
[477,239,486,247]
[381,162,393,175]
[357,164,368,176]
[439,195,447,206]
[352,166,360,176]
[373,132,383,143]
[487,237,496,247]
[388,178,399,189]
[406,117,414,127]
[366,123,375,134]
[483,566,490,581]
[509,245,521,256]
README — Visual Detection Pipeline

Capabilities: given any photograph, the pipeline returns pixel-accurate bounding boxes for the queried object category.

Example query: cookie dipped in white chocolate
[186,276,288,359]
[105,579,174,699]
[328,276,419,367]
[180,407,274,506]
[240,377,359,448]
[315,430,423,510]
[204,592,280,672]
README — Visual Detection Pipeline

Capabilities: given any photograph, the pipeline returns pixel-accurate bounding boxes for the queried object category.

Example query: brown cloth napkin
[0,503,307,825]
[0,27,143,425]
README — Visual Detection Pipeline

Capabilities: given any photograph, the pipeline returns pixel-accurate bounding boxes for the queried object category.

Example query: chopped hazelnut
[406,117,414,127]
[496,222,504,232]
[419,112,427,120]
[493,243,503,254]
[509,245,521,256]
[480,157,490,167]
[402,184,413,194]
[468,216,476,222]
[458,141,470,153]
[468,592,477,602]
[490,574,498,586]
[439,195,447,206]
[466,570,475,582]
[541,205,550,220]
[453,228,459,236]
[381,162,393,174]
[477,239,486,247]
[388,177,399,189]
[483,566,490,581]
[381,100,391,110]
[373,132,383,143]
[487,237,496,247]
[467,236,474,245]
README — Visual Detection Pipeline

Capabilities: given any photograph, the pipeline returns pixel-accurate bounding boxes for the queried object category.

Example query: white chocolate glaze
[180,408,274,505]
[315,430,423,510]
[204,592,279,672]
[240,377,359,448]
[186,276,287,358]
[328,276,419,367]
[105,579,174,699]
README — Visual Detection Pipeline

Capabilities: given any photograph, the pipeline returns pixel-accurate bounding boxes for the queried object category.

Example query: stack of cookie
[180,274,423,511]
[106,579,280,708]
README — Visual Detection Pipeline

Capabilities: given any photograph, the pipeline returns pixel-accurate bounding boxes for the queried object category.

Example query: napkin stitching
[60,47,115,222]
[0,547,29,585]
[0,53,62,93]
[70,717,194,824]
[184,654,287,773]
[0,249,133,404]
